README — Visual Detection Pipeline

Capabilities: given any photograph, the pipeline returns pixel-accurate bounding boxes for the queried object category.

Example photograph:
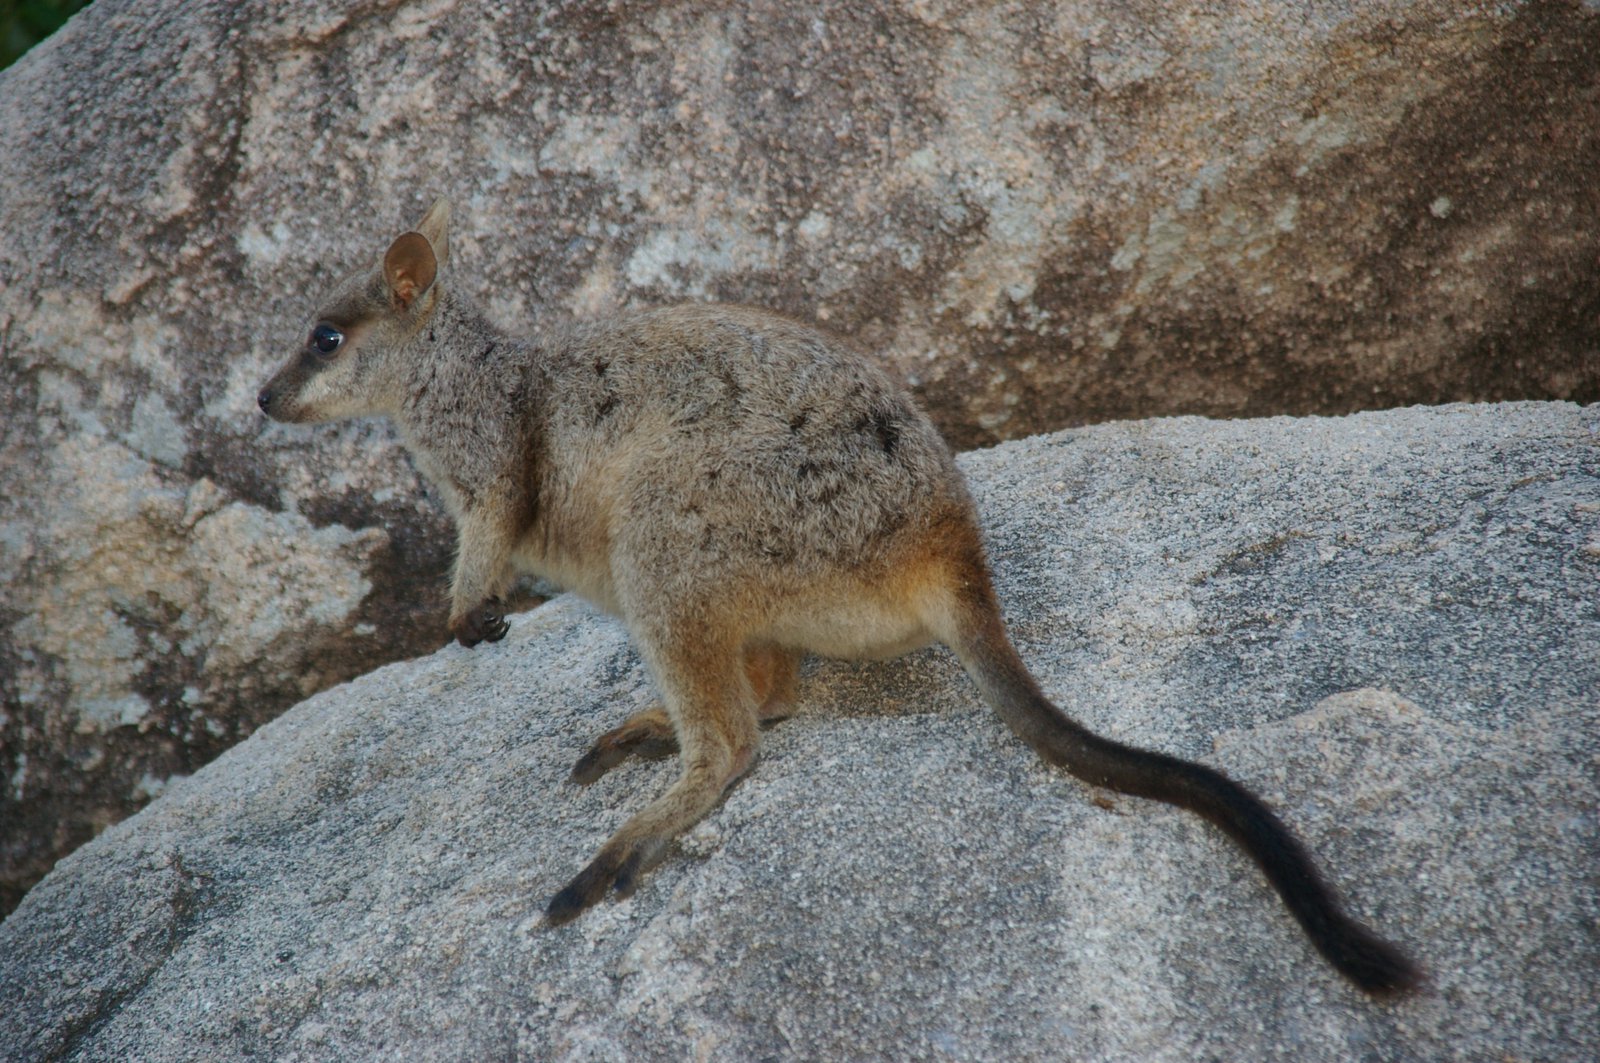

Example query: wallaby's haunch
[258,199,1419,995]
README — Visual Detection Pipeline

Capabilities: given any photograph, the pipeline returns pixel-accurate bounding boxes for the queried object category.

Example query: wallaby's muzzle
[256,358,316,423]
[256,375,296,422]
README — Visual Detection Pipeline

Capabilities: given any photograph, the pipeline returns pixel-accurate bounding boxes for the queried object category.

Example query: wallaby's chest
[509,441,631,616]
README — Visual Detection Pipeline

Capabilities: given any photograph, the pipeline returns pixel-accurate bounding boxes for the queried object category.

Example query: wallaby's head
[257,197,452,424]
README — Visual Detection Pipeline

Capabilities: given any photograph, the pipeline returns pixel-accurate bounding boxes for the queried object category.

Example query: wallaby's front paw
[450,597,509,648]
[545,844,647,926]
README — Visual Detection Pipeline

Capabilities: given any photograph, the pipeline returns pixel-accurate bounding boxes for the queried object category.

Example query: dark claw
[451,597,508,648]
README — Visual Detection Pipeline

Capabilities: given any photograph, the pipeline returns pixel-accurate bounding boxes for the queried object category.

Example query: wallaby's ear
[384,231,438,312]
[414,196,450,269]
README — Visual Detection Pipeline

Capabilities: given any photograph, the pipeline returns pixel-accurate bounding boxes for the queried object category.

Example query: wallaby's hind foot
[570,706,678,784]
[545,837,656,925]
[570,646,800,785]
[546,742,752,924]
[547,632,767,924]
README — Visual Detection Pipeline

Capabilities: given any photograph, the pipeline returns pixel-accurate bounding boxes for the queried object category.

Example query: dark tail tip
[1322,918,1424,997]
[952,613,1424,996]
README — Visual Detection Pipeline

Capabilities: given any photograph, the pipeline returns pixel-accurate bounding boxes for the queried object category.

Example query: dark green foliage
[1,0,91,71]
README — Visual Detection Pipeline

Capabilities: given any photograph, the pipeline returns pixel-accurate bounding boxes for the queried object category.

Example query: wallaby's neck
[394,289,542,504]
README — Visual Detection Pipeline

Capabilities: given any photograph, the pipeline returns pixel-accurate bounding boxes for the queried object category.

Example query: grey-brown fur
[257,199,1418,994]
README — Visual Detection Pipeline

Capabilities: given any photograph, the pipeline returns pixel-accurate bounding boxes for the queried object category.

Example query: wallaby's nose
[256,387,274,413]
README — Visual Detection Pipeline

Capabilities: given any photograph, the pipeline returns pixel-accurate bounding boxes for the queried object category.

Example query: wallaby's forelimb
[446,499,520,646]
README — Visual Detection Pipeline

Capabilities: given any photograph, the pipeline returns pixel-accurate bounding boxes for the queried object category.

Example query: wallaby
[258,198,1419,995]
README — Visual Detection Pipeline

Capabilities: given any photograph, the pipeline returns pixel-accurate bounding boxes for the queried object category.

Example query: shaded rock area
[2,402,1596,1061]
[2,0,1597,912]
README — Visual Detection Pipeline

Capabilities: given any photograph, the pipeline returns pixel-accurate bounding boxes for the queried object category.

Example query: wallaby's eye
[309,324,344,356]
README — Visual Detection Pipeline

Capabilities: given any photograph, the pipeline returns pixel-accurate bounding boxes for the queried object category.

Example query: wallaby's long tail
[953,611,1421,996]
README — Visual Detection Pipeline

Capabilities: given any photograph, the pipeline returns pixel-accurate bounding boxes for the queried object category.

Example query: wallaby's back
[527,305,974,606]
[541,304,957,535]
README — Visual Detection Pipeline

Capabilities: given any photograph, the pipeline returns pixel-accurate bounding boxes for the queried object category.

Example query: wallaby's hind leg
[546,631,770,924]
[569,645,799,784]
[742,643,800,723]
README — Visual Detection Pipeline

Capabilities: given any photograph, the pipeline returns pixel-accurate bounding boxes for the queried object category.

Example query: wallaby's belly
[764,606,935,661]
[515,547,622,617]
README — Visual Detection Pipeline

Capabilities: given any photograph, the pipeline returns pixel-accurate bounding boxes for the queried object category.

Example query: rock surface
[3,0,1598,912]
[2,402,1596,1062]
